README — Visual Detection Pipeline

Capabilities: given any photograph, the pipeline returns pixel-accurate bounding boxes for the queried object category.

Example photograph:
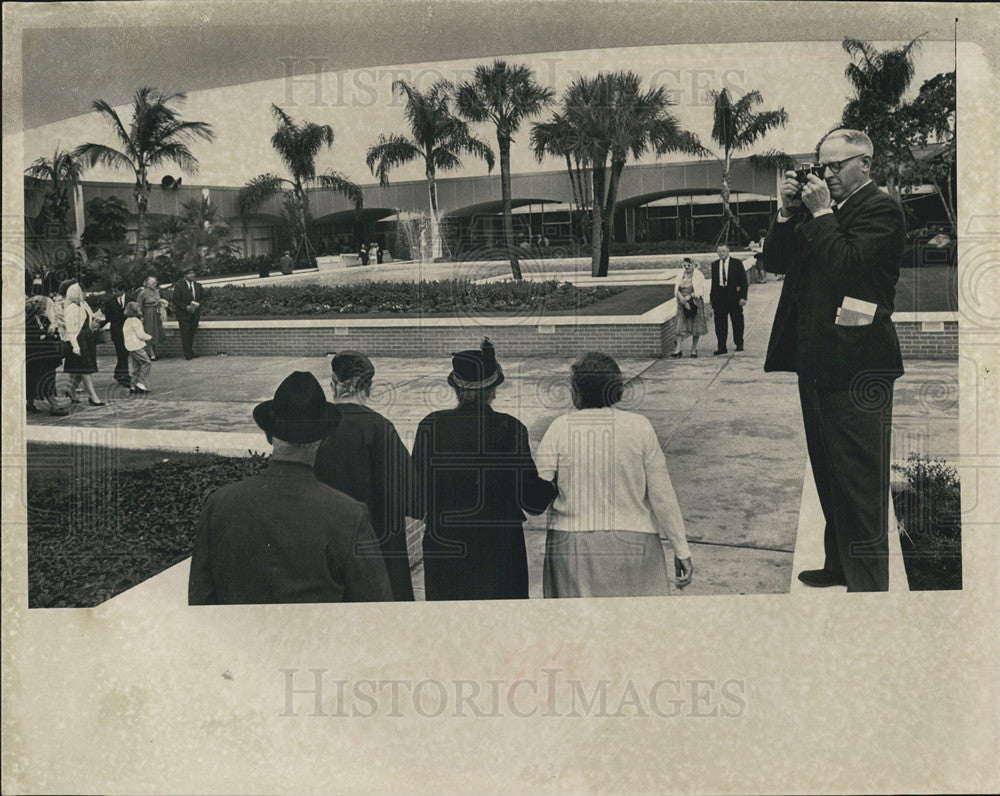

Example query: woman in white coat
[669,257,710,358]
[62,282,105,406]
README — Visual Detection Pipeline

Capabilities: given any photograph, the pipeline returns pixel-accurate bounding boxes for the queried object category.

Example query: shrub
[197,279,624,317]
[28,449,270,607]
[609,240,717,256]
[891,453,962,590]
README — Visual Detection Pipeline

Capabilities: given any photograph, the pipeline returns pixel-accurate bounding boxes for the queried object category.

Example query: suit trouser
[177,313,199,358]
[111,329,129,382]
[712,299,744,350]
[798,379,892,592]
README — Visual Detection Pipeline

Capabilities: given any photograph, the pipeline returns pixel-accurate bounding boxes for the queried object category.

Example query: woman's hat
[253,371,341,443]
[331,351,375,382]
[447,337,504,390]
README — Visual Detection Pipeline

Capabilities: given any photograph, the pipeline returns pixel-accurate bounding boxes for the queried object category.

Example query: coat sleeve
[642,423,691,560]
[410,417,431,521]
[797,198,905,298]
[341,505,394,602]
[735,259,749,301]
[188,496,218,605]
[386,422,422,521]
[762,212,804,275]
[516,422,557,516]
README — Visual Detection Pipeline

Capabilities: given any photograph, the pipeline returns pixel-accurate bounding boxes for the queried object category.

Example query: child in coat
[123,302,153,393]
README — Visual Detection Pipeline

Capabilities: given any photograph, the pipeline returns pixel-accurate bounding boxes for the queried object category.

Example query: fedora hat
[447,337,504,390]
[253,371,340,443]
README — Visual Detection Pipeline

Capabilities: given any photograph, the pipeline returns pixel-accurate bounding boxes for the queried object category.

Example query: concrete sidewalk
[27,279,958,599]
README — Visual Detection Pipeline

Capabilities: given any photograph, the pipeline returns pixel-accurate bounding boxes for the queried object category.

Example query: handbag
[682,298,698,319]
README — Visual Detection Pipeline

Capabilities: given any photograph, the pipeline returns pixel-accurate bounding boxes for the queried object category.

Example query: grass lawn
[27,443,264,608]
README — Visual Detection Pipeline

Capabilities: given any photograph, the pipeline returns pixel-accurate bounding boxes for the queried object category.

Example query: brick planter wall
[142,309,956,360]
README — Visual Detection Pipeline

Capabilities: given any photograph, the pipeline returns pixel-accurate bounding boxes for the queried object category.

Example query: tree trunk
[427,170,441,262]
[133,173,147,261]
[590,163,607,278]
[597,161,624,277]
[499,137,521,280]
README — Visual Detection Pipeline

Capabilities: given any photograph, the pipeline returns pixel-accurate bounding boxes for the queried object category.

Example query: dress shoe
[88,398,106,407]
[735,345,744,352]
[49,407,69,416]
[669,351,683,358]
[797,569,847,588]
[690,352,698,358]
[713,349,727,356]
[27,403,41,413]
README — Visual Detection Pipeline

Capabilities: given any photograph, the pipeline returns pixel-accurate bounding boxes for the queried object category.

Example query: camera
[794,162,826,183]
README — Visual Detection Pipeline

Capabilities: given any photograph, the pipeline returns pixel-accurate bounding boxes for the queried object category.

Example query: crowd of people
[189,340,694,604]
[23,268,206,413]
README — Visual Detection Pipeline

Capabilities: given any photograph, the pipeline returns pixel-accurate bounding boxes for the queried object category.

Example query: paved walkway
[26,280,958,600]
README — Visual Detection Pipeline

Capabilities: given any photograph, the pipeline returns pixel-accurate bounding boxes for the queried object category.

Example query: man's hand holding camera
[781,167,832,217]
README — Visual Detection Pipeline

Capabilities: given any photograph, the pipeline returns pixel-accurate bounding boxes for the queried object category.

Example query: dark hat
[331,351,375,382]
[253,371,340,443]
[447,337,504,390]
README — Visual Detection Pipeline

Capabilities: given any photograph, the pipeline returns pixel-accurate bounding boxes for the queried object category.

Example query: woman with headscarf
[669,257,709,358]
[137,275,168,359]
[314,351,421,601]
[25,296,68,416]
[62,282,105,406]
[412,339,556,601]
[535,352,693,598]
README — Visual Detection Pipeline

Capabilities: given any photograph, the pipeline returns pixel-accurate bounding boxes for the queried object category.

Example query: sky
[20,39,956,189]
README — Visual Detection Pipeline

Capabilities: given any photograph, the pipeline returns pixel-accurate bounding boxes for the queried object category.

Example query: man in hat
[314,351,422,601]
[413,339,556,601]
[188,371,393,604]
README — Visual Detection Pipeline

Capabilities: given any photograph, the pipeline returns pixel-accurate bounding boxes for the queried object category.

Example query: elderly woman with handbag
[137,276,168,359]
[669,257,710,358]
[62,282,105,406]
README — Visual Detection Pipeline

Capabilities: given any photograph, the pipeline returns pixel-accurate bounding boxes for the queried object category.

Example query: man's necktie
[721,260,727,287]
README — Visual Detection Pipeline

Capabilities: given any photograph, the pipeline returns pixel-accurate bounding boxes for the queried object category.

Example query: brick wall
[156,318,676,358]
[147,317,956,360]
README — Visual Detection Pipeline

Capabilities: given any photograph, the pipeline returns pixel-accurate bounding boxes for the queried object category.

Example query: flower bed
[28,445,268,607]
[199,279,624,318]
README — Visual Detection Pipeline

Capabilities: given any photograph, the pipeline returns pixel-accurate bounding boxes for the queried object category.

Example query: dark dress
[63,304,98,375]
[412,401,555,601]
[313,403,421,601]
[25,313,63,401]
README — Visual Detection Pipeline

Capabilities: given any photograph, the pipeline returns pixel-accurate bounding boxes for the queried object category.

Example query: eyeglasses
[819,153,868,174]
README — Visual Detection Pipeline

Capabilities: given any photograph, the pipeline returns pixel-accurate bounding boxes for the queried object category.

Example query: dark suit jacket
[188,460,394,604]
[709,257,748,305]
[102,293,128,340]
[412,401,555,600]
[762,182,906,389]
[171,278,205,319]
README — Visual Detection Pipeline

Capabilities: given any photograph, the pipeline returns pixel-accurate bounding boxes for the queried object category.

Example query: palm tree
[366,79,494,261]
[561,72,706,277]
[841,35,924,201]
[456,60,554,279]
[146,194,237,276]
[530,112,592,246]
[24,148,84,235]
[707,88,788,245]
[239,104,363,263]
[73,88,215,258]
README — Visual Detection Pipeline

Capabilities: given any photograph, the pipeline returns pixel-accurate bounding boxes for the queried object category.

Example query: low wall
[156,305,678,359]
[149,308,957,360]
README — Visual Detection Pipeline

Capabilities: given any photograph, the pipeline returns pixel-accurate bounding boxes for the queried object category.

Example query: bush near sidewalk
[28,447,269,608]
[194,279,624,318]
[891,453,962,591]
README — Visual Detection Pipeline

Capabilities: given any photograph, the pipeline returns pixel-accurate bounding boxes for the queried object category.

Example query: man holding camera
[762,129,906,592]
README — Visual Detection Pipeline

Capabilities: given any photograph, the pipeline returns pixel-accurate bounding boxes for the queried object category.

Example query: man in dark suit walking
[709,243,748,355]
[763,128,906,592]
[171,268,204,360]
[188,371,393,604]
[102,285,130,385]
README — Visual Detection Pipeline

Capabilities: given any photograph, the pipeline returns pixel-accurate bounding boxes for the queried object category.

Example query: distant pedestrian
[748,229,768,283]
[535,352,693,597]
[413,338,555,601]
[669,257,709,358]
[314,351,422,601]
[62,282,105,406]
[123,302,152,393]
[376,243,385,264]
[137,276,167,360]
[710,244,748,355]
[189,371,393,604]
[171,268,205,360]
[359,242,370,266]
[368,242,379,265]
[279,250,294,275]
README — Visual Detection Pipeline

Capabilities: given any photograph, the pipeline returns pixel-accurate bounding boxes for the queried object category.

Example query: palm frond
[316,171,364,211]
[238,173,291,215]
[365,134,422,185]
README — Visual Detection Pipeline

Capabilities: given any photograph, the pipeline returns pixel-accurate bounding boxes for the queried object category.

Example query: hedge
[196,279,624,317]
[28,449,269,607]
